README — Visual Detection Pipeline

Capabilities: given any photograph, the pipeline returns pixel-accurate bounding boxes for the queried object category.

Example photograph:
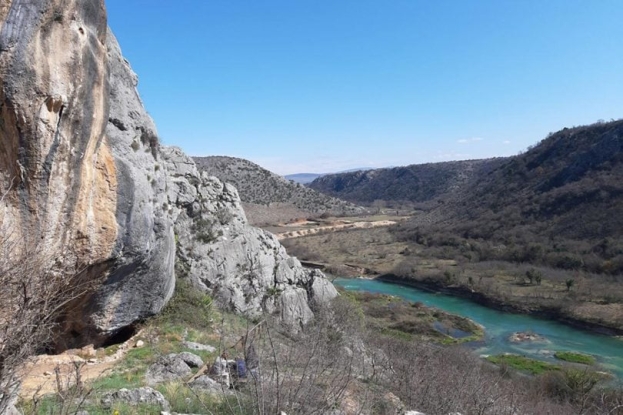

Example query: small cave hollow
[101,324,138,348]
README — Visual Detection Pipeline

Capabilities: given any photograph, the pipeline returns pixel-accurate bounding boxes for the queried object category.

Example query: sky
[106,0,623,175]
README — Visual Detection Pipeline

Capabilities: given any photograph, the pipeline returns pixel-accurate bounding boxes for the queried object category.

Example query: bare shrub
[0,234,91,413]
[243,300,363,414]
[366,335,576,415]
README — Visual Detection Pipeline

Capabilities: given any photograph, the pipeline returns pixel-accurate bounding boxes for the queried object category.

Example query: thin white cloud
[457,137,484,144]
[503,140,511,145]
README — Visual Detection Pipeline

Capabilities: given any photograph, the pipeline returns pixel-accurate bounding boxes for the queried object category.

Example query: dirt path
[19,332,143,398]
[275,220,397,240]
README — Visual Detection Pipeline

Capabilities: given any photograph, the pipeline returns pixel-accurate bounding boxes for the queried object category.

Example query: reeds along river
[334,278,623,379]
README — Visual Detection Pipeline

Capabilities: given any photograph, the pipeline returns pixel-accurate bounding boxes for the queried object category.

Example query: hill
[193,156,364,224]
[308,159,505,205]
[395,119,623,275]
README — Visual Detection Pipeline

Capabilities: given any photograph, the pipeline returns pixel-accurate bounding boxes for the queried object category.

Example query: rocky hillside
[390,119,623,276]
[437,120,623,240]
[309,159,504,205]
[193,156,365,224]
[0,0,336,350]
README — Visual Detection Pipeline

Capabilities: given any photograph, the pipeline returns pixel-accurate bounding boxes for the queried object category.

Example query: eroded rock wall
[0,0,336,346]
[0,0,175,347]
[163,147,337,330]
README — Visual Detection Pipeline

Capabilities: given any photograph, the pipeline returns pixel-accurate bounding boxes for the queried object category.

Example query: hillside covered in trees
[393,119,623,276]
[308,159,505,206]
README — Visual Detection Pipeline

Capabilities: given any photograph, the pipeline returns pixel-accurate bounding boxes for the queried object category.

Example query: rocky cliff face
[164,148,337,329]
[193,156,364,225]
[0,0,336,347]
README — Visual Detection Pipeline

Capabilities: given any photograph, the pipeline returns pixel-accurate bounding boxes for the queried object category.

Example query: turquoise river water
[334,278,623,379]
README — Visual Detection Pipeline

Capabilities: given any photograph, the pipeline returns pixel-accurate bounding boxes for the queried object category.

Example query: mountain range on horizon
[284,167,375,184]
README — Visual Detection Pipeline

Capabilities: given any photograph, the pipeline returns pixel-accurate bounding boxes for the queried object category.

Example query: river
[334,277,623,379]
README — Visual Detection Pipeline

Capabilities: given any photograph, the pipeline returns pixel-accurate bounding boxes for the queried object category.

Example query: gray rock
[182,341,216,353]
[176,352,203,368]
[0,0,337,350]
[189,375,228,394]
[145,354,192,385]
[101,387,170,411]
[164,146,338,330]
[0,1,174,348]
[5,404,21,415]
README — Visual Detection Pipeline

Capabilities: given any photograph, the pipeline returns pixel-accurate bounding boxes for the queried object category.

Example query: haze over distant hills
[284,173,323,184]
[193,156,365,224]
[285,167,374,184]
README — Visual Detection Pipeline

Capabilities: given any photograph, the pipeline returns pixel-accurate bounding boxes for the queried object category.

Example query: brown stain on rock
[73,136,118,265]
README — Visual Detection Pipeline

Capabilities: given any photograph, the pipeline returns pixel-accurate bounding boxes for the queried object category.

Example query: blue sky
[106,0,623,175]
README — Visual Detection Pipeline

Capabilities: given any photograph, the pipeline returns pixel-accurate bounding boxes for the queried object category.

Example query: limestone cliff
[0,0,336,347]
[164,148,337,329]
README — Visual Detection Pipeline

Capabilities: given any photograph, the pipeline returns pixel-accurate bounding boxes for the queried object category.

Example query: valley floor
[278,215,623,335]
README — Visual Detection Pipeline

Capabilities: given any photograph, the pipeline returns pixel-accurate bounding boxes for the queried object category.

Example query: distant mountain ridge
[285,168,374,184]
[440,119,623,240]
[308,159,505,205]
[307,119,623,274]
[193,156,364,224]
[284,173,322,184]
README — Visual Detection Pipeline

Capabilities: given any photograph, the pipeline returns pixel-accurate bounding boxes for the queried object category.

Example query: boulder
[189,375,228,394]
[101,387,170,411]
[176,352,203,368]
[163,147,339,330]
[145,354,192,385]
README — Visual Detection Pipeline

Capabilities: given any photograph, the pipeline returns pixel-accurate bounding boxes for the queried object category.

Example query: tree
[526,269,542,285]
[565,279,575,292]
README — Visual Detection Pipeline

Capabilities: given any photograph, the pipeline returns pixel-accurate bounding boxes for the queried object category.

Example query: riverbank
[376,274,623,337]
[335,277,623,380]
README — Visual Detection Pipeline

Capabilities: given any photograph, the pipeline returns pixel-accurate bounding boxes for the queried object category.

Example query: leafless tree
[0,231,93,413]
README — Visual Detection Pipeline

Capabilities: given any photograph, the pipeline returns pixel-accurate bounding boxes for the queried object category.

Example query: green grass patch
[554,351,596,365]
[90,369,144,391]
[486,354,560,375]
[157,382,251,414]
[152,279,215,331]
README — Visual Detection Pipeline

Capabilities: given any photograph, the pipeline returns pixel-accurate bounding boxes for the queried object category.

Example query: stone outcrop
[145,354,193,385]
[0,0,337,347]
[164,147,338,329]
[0,0,174,347]
[101,387,170,411]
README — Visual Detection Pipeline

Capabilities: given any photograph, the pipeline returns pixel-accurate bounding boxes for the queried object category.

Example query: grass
[486,354,560,375]
[90,370,144,391]
[339,288,484,344]
[156,381,252,414]
[279,223,623,331]
[554,351,596,365]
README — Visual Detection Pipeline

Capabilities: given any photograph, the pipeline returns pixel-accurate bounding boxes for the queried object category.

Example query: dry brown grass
[279,224,623,331]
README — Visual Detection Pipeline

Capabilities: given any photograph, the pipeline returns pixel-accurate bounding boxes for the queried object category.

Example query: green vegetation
[554,351,596,365]
[486,354,559,375]
[340,289,484,344]
[152,278,214,331]
[157,382,250,415]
